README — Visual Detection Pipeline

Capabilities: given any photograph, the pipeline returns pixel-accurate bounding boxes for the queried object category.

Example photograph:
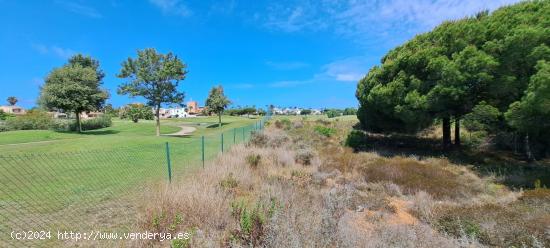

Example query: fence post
[201,136,205,169]
[221,133,224,153]
[165,142,172,183]
[233,128,236,144]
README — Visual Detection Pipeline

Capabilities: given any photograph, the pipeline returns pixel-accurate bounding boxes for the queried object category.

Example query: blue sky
[0,0,520,109]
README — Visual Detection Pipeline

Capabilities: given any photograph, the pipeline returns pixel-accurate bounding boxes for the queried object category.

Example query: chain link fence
[0,115,270,247]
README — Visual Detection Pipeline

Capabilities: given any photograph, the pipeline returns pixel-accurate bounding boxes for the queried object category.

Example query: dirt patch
[163,125,196,136]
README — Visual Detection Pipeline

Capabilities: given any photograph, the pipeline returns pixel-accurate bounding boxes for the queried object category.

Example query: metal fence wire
[0,115,270,247]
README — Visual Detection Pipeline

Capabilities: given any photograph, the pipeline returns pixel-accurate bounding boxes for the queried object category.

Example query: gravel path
[164,125,197,136]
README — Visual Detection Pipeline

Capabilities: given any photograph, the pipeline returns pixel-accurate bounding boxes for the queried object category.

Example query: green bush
[345,130,370,151]
[0,109,15,120]
[230,199,278,246]
[274,118,291,130]
[246,154,261,168]
[220,173,239,189]
[119,104,154,122]
[5,110,54,130]
[0,121,9,132]
[437,216,487,241]
[314,125,336,137]
[70,115,112,131]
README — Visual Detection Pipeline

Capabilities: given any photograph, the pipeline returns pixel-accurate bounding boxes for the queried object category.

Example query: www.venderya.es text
[10,230,190,242]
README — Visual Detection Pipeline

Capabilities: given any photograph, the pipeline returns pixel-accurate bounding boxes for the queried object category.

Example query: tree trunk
[525,133,534,161]
[218,112,222,128]
[155,105,161,137]
[75,111,82,133]
[442,117,451,150]
[454,117,461,147]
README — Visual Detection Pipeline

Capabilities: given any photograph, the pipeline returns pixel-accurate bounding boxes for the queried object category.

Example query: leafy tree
[257,108,267,116]
[240,107,256,118]
[117,48,187,136]
[0,109,14,120]
[463,101,501,133]
[40,55,108,132]
[505,61,550,159]
[343,107,357,115]
[356,0,550,152]
[69,54,105,82]
[7,96,17,106]
[205,85,231,128]
[300,109,312,115]
[121,104,154,123]
[102,103,118,117]
[326,110,340,118]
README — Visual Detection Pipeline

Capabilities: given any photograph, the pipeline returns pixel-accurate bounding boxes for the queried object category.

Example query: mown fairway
[0,116,261,246]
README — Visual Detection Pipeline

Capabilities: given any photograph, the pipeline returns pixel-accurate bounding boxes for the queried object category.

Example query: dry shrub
[249,130,289,148]
[137,121,546,248]
[273,118,291,130]
[292,120,304,129]
[249,131,269,147]
[410,191,435,223]
[267,130,289,148]
[320,145,361,175]
[245,154,261,168]
[357,156,485,200]
[295,148,315,165]
[433,197,550,247]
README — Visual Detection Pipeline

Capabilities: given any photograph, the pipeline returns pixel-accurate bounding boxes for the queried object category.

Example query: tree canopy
[356,1,549,155]
[40,54,108,132]
[205,85,231,128]
[117,48,187,136]
[6,96,17,106]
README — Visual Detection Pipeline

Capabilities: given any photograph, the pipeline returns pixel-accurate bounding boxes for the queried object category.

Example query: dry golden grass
[136,118,549,247]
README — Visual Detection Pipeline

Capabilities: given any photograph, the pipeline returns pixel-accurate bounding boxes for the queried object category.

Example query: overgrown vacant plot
[0,116,261,246]
[139,117,548,247]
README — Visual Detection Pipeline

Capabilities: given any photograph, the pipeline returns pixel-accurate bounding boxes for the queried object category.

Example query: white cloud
[31,43,77,59]
[269,79,313,88]
[262,3,328,32]
[31,43,49,54]
[258,0,521,44]
[267,56,373,87]
[265,61,309,70]
[319,57,371,82]
[51,46,77,59]
[31,77,43,86]
[55,1,102,18]
[229,83,255,89]
[149,0,192,17]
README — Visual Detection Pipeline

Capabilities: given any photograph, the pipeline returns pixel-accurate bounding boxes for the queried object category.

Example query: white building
[272,107,284,115]
[311,109,322,115]
[168,107,196,118]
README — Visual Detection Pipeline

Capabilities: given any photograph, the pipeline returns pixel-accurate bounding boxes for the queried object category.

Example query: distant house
[272,107,284,115]
[167,107,196,118]
[0,105,26,115]
[49,111,68,118]
[80,111,103,119]
[186,101,204,114]
[311,109,322,115]
[158,108,170,118]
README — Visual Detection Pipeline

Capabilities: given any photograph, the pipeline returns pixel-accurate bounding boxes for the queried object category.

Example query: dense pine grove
[356,0,550,158]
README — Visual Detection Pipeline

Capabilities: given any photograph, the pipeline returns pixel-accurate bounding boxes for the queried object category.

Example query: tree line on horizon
[356,1,549,159]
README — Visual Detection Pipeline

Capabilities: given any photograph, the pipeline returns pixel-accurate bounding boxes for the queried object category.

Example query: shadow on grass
[56,130,120,135]
[206,123,230,128]
[347,129,550,189]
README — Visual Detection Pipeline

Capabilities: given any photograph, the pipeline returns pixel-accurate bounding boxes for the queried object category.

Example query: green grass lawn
[0,115,264,246]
